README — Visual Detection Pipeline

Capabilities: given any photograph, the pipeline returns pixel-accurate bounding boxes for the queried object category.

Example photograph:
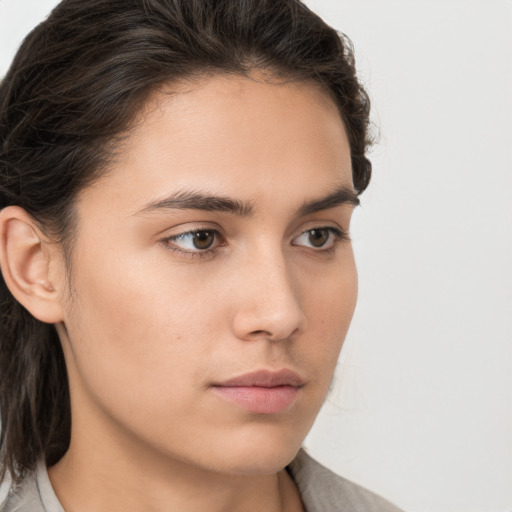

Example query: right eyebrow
[134,189,254,217]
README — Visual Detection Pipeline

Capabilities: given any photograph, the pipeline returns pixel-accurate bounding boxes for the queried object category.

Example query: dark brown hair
[0,0,372,483]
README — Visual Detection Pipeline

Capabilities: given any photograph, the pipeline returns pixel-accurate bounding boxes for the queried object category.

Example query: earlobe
[0,206,65,324]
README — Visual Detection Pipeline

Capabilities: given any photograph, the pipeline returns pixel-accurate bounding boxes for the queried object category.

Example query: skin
[0,74,358,512]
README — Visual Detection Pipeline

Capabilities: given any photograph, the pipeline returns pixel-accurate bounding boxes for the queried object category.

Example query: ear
[0,206,65,324]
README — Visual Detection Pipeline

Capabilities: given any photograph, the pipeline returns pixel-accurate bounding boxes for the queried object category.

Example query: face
[55,74,358,475]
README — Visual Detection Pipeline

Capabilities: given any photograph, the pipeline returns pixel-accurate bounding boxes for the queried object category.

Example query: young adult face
[51,74,359,476]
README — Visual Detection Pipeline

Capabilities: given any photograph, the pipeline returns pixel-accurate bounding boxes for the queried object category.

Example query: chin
[214,448,301,476]
[197,424,307,476]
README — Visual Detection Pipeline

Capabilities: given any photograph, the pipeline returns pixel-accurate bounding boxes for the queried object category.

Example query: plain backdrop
[1,1,511,511]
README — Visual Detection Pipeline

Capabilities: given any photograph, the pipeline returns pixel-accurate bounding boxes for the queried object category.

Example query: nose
[230,250,307,342]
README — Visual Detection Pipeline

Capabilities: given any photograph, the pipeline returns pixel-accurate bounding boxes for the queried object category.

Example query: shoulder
[0,471,44,512]
[0,460,62,512]
[288,449,404,512]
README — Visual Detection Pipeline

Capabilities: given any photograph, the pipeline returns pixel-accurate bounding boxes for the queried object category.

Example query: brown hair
[0,0,372,483]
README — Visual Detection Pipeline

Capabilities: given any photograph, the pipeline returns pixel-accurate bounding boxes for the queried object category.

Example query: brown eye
[292,227,344,250]
[307,229,329,247]
[192,230,215,249]
[166,229,220,253]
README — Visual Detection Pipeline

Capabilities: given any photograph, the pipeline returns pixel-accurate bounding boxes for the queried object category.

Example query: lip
[210,369,304,414]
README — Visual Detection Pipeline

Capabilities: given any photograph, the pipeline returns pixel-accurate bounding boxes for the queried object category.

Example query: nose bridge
[231,244,306,341]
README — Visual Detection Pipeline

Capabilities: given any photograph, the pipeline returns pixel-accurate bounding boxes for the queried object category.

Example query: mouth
[210,369,304,414]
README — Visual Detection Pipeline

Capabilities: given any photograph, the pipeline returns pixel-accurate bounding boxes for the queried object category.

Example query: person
[0,0,403,511]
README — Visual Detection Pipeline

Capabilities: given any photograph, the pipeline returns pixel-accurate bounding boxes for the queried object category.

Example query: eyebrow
[135,185,359,217]
[297,185,360,216]
[136,190,254,216]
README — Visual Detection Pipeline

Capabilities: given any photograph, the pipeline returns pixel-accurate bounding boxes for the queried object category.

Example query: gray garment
[288,450,403,512]
[0,450,403,512]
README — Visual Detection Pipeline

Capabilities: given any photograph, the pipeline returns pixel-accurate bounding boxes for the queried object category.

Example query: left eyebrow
[296,185,360,216]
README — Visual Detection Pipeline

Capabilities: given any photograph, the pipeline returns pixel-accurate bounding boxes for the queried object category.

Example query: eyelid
[161,226,226,259]
[291,217,350,241]
[291,226,349,250]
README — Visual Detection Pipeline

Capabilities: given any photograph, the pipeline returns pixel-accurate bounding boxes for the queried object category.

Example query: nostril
[249,329,272,338]
[246,327,302,342]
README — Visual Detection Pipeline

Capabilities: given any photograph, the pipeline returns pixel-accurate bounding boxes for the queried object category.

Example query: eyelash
[162,229,223,259]
[162,226,349,259]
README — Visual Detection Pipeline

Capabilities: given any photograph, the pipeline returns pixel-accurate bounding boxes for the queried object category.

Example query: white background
[1,1,511,511]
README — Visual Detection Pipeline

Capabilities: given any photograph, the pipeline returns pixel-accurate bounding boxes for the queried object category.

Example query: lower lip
[211,385,300,414]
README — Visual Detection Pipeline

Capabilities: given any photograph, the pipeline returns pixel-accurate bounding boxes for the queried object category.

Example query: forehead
[79,74,353,215]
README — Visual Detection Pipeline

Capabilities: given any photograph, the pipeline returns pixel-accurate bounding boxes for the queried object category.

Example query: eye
[292,227,345,250]
[164,229,221,253]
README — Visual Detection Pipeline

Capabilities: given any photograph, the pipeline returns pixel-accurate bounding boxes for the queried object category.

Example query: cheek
[63,246,226,417]
[299,253,358,378]
[305,248,357,325]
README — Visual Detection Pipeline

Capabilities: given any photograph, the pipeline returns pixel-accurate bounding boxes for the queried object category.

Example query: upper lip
[213,369,305,388]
